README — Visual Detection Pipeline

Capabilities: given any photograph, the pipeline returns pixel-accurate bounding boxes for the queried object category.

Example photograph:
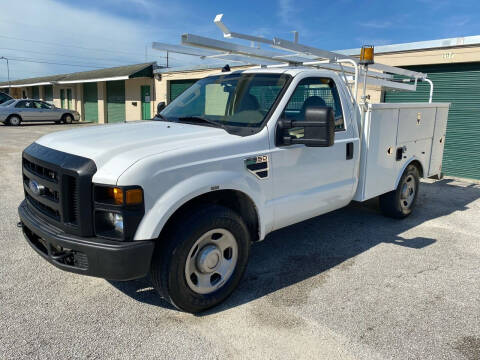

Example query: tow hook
[17,221,23,229]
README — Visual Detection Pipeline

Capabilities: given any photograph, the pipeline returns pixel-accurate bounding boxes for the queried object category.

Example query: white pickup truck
[18,67,449,312]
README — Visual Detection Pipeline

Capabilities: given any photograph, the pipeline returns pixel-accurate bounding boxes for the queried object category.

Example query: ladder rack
[152,14,433,102]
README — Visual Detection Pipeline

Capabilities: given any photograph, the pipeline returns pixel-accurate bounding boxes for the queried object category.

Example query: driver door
[15,100,37,121]
[270,76,357,230]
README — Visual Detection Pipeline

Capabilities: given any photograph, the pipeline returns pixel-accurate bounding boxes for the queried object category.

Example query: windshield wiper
[154,113,169,121]
[177,116,225,129]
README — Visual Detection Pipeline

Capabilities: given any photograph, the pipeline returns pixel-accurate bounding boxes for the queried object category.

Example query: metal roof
[0,62,156,88]
[337,35,480,56]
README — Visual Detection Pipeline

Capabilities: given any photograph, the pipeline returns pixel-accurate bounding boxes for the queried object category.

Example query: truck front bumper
[18,200,155,281]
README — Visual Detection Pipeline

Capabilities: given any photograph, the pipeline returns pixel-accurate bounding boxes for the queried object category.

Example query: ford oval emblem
[29,179,44,195]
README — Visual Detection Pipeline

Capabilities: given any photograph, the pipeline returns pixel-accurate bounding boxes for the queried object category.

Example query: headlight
[95,211,124,238]
[93,185,144,241]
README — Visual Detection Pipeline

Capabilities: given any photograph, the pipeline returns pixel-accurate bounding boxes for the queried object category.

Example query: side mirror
[156,102,166,115]
[277,106,335,147]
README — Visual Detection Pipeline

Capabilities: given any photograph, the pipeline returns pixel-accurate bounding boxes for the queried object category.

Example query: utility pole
[0,56,10,94]
[166,51,169,68]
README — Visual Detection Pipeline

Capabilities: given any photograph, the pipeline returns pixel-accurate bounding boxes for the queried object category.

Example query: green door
[384,63,480,180]
[83,82,98,122]
[32,87,39,99]
[107,80,126,123]
[44,85,53,103]
[141,85,151,120]
[169,79,196,102]
[60,89,65,108]
[67,88,73,110]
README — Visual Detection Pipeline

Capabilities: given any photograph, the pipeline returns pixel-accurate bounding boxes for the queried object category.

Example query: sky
[0,0,479,81]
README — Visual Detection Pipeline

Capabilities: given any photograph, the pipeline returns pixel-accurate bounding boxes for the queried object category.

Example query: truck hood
[36,121,236,183]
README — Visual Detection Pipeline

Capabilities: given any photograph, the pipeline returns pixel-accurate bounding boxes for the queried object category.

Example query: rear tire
[150,205,251,313]
[7,115,21,126]
[380,164,420,219]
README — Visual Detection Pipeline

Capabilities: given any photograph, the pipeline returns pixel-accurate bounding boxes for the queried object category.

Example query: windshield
[160,73,290,131]
[1,99,15,106]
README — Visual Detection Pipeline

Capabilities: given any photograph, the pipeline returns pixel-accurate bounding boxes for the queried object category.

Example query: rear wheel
[380,164,420,218]
[8,115,21,126]
[150,205,251,313]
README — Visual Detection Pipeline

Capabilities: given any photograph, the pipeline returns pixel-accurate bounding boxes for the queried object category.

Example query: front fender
[132,170,270,241]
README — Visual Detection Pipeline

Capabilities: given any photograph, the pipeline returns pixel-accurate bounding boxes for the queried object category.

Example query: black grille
[23,157,58,182]
[22,143,97,237]
[64,175,79,225]
[25,193,60,220]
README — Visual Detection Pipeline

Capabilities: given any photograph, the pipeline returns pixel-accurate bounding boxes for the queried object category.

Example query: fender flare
[133,170,269,241]
[394,156,426,188]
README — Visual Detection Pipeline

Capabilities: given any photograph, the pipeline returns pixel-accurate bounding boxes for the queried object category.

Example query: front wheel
[150,205,251,313]
[62,114,73,124]
[379,164,420,218]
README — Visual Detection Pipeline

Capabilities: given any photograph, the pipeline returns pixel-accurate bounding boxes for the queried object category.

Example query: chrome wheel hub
[185,229,238,295]
[400,174,416,211]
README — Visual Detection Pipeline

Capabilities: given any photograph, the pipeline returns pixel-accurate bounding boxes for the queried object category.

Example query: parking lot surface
[0,122,479,360]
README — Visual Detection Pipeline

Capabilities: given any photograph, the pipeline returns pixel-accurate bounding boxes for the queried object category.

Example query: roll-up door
[44,85,53,103]
[107,80,125,123]
[83,82,98,122]
[32,87,39,99]
[169,79,196,102]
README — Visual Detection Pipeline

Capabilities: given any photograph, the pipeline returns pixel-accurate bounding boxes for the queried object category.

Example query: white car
[18,68,448,313]
[0,99,80,126]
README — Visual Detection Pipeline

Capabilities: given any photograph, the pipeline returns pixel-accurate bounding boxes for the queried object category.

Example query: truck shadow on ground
[108,178,480,313]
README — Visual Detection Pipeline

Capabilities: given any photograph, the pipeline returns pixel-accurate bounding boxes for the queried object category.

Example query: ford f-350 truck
[18,67,449,312]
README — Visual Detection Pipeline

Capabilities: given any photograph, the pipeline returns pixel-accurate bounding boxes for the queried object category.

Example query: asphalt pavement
[0,122,479,359]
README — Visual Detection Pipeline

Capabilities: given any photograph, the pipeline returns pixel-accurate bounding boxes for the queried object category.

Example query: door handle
[346,142,354,160]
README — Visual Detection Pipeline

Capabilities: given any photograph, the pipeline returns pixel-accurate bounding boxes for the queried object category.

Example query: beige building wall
[97,81,107,124]
[38,86,45,101]
[125,78,154,121]
[17,87,30,98]
[75,83,83,118]
[52,86,61,107]
[375,45,480,67]
[153,66,251,110]
[9,88,21,98]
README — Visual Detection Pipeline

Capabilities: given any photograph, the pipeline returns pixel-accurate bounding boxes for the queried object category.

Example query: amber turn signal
[125,188,143,205]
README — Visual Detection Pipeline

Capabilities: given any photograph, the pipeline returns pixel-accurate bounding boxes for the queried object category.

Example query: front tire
[62,114,73,124]
[150,205,251,313]
[380,164,420,218]
[7,115,21,126]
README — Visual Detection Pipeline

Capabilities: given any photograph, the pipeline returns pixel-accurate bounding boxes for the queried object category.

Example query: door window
[40,102,53,109]
[284,77,345,131]
[15,100,33,108]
